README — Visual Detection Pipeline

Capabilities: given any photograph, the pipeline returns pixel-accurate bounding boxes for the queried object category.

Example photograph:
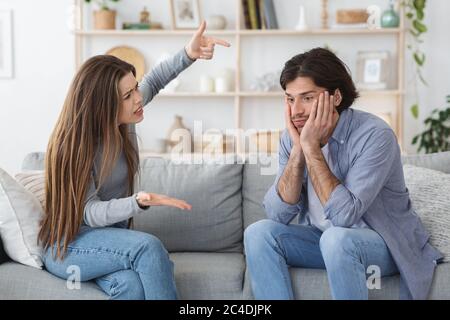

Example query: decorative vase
[200,75,215,93]
[381,1,399,28]
[166,115,192,154]
[295,5,308,31]
[206,15,227,30]
[94,9,116,30]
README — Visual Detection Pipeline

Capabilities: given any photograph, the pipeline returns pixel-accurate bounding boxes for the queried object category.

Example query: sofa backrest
[242,155,278,229]
[19,150,450,251]
[240,151,450,230]
[21,153,244,253]
[135,157,243,253]
[401,151,450,174]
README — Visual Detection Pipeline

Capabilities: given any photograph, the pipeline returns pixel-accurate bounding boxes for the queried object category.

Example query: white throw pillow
[403,164,450,262]
[0,168,44,269]
[15,171,45,210]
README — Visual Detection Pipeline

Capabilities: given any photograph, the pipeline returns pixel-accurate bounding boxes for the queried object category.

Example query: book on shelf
[241,0,252,29]
[243,0,278,30]
[262,0,279,29]
[123,22,151,30]
[258,0,267,29]
[247,0,260,29]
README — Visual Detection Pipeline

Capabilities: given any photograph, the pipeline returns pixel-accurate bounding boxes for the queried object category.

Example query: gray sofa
[1,151,450,300]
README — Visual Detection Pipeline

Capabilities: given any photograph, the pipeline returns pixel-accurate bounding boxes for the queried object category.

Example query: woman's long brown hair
[39,55,140,259]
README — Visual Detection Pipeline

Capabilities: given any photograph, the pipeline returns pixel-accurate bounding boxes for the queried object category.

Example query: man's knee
[244,219,283,251]
[319,227,357,259]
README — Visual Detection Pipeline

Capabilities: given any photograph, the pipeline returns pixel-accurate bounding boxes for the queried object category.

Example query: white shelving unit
[74,0,405,152]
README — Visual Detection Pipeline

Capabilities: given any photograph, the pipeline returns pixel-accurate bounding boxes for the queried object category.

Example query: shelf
[153,90,402,98]
[74,30,237,36]
[156,92,236,98]
[75,0,406,151]
[74,28,403,37]
[241,90,402,97]
[239,28,403,36]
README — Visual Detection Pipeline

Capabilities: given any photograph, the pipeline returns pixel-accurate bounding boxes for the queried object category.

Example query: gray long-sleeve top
[83,48,194,228]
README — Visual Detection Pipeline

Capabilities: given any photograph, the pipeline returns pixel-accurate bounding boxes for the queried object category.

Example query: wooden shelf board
[153,91,402,98]
[74,30,237,36]
[75,28,402,37]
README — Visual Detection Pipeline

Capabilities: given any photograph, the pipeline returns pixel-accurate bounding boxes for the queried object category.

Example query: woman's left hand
[185,21,231,60]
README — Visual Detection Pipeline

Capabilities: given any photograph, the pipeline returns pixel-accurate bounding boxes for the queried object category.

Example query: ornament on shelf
[206,15,227,30]
[295,5,308,31]
[321,0,329,29]
[166,115,192,154]
[140,7,150,24]
[367,5,382,29]
[250,70,282,92]
[381,0,400,28]
[200,75,215,93]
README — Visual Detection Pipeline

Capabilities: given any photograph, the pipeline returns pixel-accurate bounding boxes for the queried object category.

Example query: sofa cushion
[401,151,450,174]
[21,152,45,171]
[403,164,450,262]
[0,262,107,300]
[135,157,243,253]
[0,168,44,269]
[0,253,246,300]
[242,155,277,229]
[244,262,450,299]
[171,252,245,299]
[15,171,45,210]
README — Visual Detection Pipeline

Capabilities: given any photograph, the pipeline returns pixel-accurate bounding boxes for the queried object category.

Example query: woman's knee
[130,232,173,272]
[134,233,168,256]
[99,270,145,300]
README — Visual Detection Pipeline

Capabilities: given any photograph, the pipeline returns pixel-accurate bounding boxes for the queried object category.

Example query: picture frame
[0,10,13,78]
[356,51,390,90]
[170,0,201,30]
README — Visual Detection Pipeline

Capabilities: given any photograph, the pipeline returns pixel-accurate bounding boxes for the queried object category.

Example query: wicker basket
[336,9,368,24]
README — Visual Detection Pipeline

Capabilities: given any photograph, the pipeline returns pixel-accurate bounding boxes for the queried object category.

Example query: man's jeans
[43,226,177,300]
[244,219,399,299]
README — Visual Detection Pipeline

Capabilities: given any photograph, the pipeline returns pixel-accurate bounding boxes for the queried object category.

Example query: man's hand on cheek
[300,91,337,152]
[285,103,301,147]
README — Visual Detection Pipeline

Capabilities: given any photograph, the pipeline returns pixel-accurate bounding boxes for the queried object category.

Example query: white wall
[0,0,75,175]
[1,0,449,175]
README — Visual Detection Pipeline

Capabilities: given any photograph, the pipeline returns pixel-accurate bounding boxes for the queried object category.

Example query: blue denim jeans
[244,219,399,300]
[43,225,177,300]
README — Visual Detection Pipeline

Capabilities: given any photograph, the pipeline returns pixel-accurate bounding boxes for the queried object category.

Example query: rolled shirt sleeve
[263,130,307,225]
[323,129,398,227]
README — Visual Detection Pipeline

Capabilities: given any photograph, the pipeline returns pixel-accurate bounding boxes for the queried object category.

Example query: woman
[38,22,230,300]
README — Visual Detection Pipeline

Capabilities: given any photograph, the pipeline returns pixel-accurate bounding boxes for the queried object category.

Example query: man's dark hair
[280,47,359,113]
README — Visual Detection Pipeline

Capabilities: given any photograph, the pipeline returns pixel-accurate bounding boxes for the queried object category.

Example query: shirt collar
[331,108,352,144]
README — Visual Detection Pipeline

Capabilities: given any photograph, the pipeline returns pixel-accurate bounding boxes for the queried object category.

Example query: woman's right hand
[136,192,192,211]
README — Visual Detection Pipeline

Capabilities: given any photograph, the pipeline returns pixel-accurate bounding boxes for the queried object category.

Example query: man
[244,47,443,300]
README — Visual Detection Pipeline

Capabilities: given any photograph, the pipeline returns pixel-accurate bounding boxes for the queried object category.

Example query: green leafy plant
[402,0,427,119]
[84,0,120,11]
[412,95,450,154]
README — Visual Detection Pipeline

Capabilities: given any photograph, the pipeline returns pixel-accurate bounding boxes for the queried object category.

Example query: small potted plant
[85,0,120,30]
